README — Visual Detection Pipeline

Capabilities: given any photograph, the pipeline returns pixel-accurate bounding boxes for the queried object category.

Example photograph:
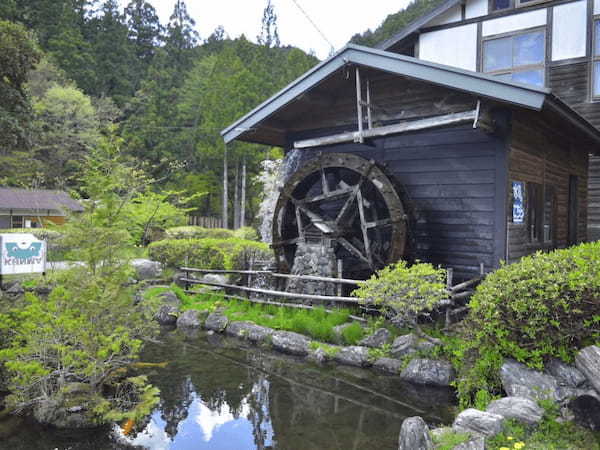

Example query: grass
[431,429,471,450]
[178,289,368,344]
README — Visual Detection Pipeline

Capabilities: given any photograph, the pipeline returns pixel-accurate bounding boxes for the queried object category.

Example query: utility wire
[289,0,335,55]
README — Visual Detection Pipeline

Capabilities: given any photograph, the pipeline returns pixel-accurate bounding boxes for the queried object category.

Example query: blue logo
[5,242,43,259]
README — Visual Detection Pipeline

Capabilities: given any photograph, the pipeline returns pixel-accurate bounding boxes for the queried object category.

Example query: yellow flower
[499,447,510,450]
[514,443,526,449]
[507,436,514,440]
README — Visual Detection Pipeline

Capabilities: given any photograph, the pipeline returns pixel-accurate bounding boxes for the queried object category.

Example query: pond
[0,330,456,450]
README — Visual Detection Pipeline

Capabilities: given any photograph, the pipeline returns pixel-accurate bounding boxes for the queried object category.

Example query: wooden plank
[180,268,364,285]
[180,278,362,304]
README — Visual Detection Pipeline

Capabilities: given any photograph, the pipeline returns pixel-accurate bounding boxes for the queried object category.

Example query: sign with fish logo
[0,234,46,275]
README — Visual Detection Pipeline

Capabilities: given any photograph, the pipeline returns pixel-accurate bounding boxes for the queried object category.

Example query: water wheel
[272,152,407,279]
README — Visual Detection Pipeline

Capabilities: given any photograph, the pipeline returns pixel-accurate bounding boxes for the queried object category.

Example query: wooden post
[445,268,454,329]
[234,162,240,229]
[366,79,373,130]
[355,67,364,143]
[337,259,343,297]
[241,157,246,228]
[480,262,485,276]
[223,144,228,229]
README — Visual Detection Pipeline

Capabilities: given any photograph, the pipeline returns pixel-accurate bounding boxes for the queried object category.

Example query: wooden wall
[507,109,589,262]
[294,124,506,280]
[589,156,600,241]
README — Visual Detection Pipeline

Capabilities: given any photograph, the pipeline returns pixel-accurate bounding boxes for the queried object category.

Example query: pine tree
[257,0,280,48]
[125,0,163,77]
[165,0,199,71]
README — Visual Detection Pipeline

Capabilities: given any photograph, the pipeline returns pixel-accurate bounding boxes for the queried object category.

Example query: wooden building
[0,188,84,228]
[222,46,600,279]
[372,0,600,240]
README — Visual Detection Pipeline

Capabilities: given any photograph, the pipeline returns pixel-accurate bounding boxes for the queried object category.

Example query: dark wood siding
[589,155,600,241]
[294,125,506,280]
[507,109,589,262]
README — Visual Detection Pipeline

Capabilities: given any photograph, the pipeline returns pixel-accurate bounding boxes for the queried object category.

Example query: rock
[398,416,434,450]
[453,436,486,450]
[359,328,390,348]
[332,323,352,344]
[333,346,371,368]
[158,290,181,307]
[204,312,228,332]
[172,271,187,287]
[155,304,178,326]
[575,346,600,394]
[400,359,455,387]
[5,282,24,295]
[500,359,559,402]
[486,396,544,425]
[271,331,310,356]
[569,393,600,431]
[307,347,328,365]
[391,333,438,358]
[453,409,504,437]
[225,321,273,343]
[32,383,100,429]
[176,310,201,329]
[200,274,228,285]
[132,259,163,280]
[546,359,588,388]
[373,357,404,374]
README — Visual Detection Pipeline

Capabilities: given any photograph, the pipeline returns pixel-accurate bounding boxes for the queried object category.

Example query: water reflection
[0,330,455,450]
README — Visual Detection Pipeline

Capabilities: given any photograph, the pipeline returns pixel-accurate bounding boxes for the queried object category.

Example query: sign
[512,181,525,224]
[0,233,46,275]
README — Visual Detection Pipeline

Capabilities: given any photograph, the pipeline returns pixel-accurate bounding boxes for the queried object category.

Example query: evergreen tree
[125,0,163,84]
[257,0,280,48]
[164,0,199,72]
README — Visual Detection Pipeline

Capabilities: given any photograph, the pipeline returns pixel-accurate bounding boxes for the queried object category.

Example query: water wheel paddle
[272,152,407,279]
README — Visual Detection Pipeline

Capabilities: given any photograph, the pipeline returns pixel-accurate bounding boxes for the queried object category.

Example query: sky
[120,0,411,59]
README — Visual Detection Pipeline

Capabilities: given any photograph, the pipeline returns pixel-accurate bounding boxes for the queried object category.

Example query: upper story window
[491,0,550,12]
[483,30,545,86]
[593,20,600,98]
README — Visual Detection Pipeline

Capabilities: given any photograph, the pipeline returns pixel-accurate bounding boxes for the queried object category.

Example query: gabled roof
[0,188,84,213]
[222,44,600,146]
[377,0,462,52]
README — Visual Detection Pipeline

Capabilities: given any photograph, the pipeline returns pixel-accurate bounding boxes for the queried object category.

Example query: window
[543,186,555,243]
[483,30,545,86]
[511,181,555,245]
[593,20,600,98]
[491,0,550,12]
[526,182,543,243]
[10,216,23,228]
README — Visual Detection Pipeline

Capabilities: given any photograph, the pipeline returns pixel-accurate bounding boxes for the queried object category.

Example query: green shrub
[148,237,271,271]
[456,242,600,406]
[353,260,446,335]
[341,322,365,345]
[233,227,259,241]
[165,226,234,240]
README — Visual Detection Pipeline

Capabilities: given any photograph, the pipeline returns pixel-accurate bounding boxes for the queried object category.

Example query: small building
[223,45,600,280]
[0,188,84,228]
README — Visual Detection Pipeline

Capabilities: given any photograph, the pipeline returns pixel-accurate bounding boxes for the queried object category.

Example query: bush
[164,226,234,240]
[233,227,259,241]
[148,237,272,270]
[455,242,600,406]
[353,260,446,334]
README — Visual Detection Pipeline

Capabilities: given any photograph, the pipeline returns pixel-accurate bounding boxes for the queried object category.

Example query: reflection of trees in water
[161,376,194,438]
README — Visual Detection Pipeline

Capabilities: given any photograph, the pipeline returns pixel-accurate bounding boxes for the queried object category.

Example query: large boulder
[4,282,24,296]
[500,359,559,402]
[398,416,434,450]
[391,334,438,358]
[176,310,202,329]
[400,359,455,387]
[373,357,404,375]
[359,328,390,348]
[271,331,310,356]
[155,304,178,326]
[226,321,273,344]
[453,409,504,437]
[546,358,588,388]
[204,312,229,332]
[333,346,371,368]
[486,396,544,425]
[32,383,100,429]
[569,394,600,431]
[575,346,600,394]
[132,259,163,280]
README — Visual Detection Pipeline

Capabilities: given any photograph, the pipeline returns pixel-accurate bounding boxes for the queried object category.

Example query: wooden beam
[294,109,478,149]
[180,268,364,285]
[181,278,362,304]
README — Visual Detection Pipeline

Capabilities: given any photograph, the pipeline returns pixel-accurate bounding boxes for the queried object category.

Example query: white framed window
[482,29,545,86]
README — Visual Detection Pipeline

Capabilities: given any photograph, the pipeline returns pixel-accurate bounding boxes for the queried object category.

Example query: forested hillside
[351,0,445,48]
[0,0,317,227]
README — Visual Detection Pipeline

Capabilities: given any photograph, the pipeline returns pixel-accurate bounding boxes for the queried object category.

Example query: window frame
[592,17,600,101]
[481,27,547,87]
[488,0,551,13]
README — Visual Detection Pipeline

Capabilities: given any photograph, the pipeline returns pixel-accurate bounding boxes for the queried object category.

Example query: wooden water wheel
[272,152,407,279]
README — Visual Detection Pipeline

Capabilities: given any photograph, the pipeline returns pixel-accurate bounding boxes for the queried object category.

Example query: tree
[0,134,159,423]
[164,0,199,73]
[125,0,163,87]
[257,0,280,48]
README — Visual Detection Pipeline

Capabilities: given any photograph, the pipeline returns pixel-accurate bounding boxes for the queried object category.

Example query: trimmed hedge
[454,241,600,405]
[148,238,272,271]
[164,226,234,240]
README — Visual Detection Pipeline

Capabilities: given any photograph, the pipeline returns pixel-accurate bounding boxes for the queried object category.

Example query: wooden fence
[187,216,221,228]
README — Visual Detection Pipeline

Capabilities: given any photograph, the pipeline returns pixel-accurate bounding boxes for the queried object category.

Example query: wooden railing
[187,216,221,228]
